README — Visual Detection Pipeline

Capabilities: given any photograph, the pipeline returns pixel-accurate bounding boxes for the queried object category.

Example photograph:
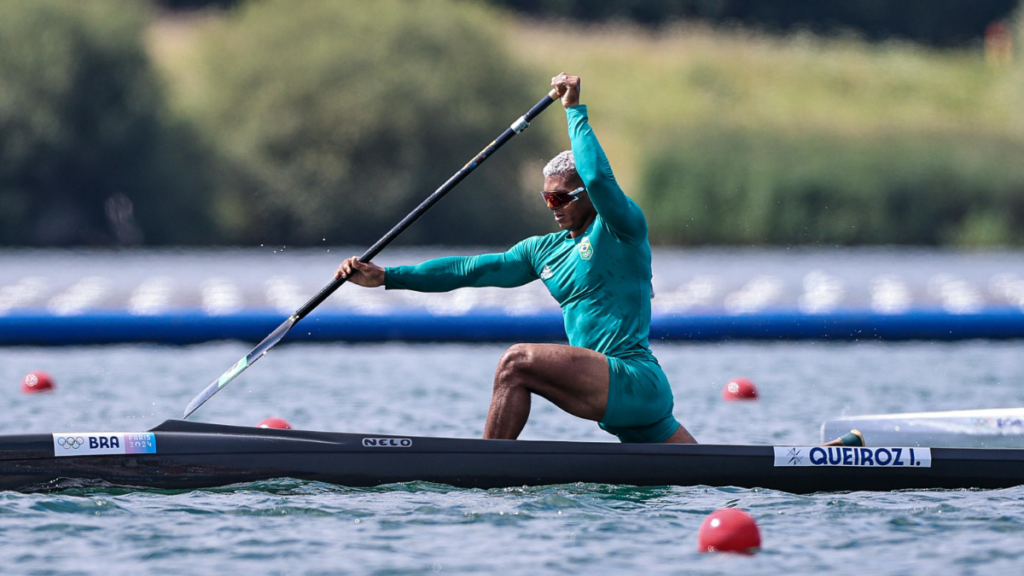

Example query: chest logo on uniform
[540,265,553,280]
[578,237,594,261]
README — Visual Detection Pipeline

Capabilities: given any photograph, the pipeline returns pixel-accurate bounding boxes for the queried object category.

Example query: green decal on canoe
[217,357,249,388]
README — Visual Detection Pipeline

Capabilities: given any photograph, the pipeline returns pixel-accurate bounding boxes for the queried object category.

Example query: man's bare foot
[663,425,697,444]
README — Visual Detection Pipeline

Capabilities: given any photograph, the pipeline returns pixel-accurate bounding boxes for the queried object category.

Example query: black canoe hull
[2,420,1023,493]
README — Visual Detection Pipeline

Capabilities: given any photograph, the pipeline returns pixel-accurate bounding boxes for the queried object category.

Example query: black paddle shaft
[183,89,557,418]
[295,91,558,320]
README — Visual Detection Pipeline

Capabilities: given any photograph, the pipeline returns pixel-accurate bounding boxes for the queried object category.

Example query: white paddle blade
[182,316,297,418]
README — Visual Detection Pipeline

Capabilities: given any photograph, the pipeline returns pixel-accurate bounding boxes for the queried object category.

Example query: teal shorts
[599,356,681,443]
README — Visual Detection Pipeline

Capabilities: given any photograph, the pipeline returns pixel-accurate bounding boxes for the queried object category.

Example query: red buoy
[697,508,761,553]
[257,417,292,429]
[21,371,55,394]
[722,377,758,401]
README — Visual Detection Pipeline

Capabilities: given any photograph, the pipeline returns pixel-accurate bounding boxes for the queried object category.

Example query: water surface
[0,341,1022,574]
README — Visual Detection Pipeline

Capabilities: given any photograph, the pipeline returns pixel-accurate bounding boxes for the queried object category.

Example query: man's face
[543,173,595,235]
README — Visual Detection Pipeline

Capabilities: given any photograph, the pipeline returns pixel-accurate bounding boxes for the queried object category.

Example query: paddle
[182,88,559,418]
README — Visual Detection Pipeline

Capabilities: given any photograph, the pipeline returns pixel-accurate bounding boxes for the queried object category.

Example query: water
[2,247,1024,313]
[1,341,1023,574]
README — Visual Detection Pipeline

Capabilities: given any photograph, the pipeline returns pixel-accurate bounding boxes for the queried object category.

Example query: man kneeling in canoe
[338,73,695,444]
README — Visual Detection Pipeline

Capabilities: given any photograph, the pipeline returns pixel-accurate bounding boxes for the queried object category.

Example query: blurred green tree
[154,0,240,9]
[642,128,1024,246]
[189,0,555,246]
[0,0,214,245]
[487,0,1020,47]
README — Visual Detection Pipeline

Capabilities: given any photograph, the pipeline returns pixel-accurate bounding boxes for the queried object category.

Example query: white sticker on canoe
[774,446,931,468]
[52,433,157,457]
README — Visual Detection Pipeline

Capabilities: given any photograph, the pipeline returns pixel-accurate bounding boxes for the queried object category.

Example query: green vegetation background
[2,0,1024,247]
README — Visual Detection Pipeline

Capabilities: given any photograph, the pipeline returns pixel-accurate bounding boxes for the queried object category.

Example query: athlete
[337,73,696,444]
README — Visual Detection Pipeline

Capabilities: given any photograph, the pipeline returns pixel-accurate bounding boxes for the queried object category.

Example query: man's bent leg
[484,343,609,440]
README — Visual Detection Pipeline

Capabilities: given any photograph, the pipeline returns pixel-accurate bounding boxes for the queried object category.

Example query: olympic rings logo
[56,436,85,450]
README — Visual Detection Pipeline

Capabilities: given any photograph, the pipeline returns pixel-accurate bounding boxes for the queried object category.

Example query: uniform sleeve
[384,239,538,292]
[566,105,647,244]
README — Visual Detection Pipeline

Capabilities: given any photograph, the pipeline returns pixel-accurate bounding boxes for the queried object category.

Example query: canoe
[4,420,1023,493]
[821,407,1024,448]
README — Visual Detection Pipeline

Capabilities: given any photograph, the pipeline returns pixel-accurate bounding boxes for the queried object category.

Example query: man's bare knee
[495,344,536,386]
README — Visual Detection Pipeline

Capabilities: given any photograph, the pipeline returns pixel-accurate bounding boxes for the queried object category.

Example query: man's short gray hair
[543,150,577,179]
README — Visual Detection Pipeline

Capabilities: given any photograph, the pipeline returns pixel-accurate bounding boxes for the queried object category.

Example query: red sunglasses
[540,186,585,209]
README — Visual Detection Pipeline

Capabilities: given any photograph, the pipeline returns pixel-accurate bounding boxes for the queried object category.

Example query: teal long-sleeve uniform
[385,105,680,443]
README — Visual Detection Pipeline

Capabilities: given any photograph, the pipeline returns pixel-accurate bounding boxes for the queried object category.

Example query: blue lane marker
[2,306,1024,344]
